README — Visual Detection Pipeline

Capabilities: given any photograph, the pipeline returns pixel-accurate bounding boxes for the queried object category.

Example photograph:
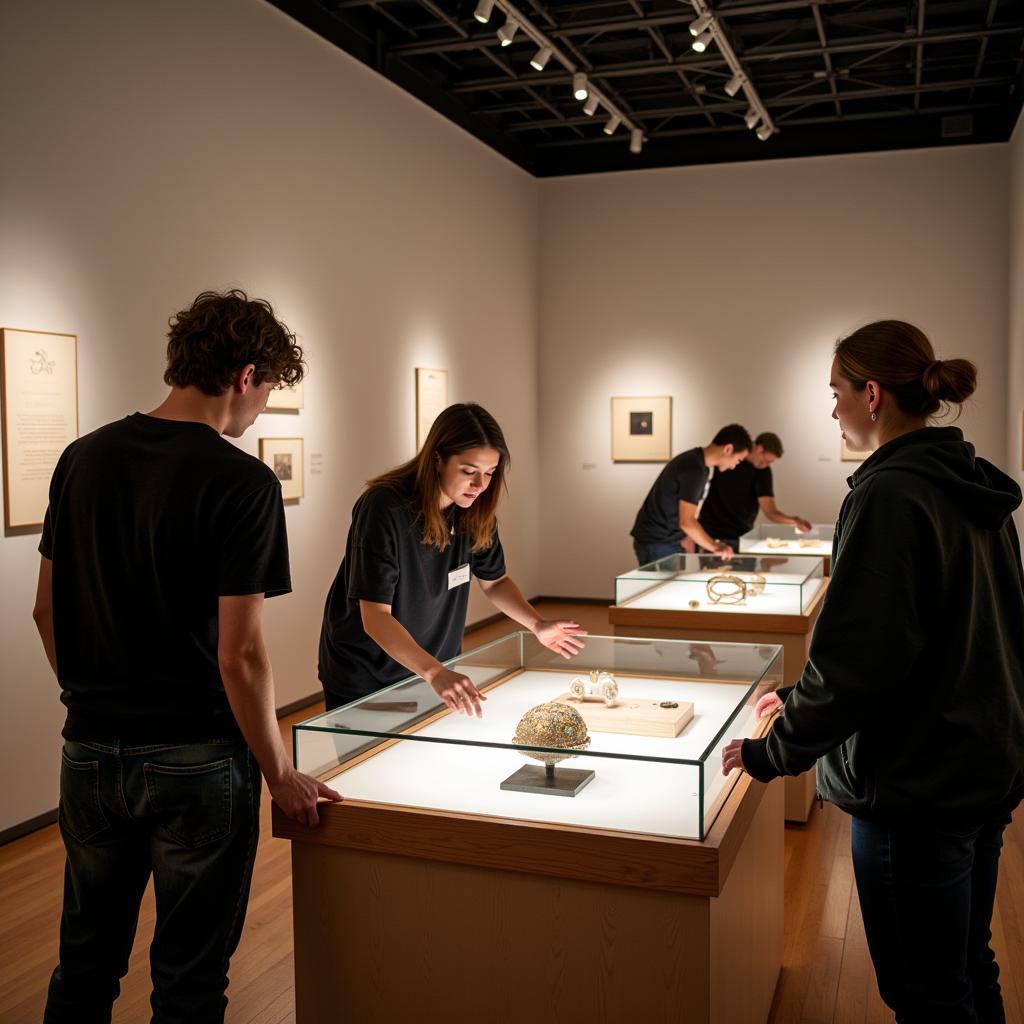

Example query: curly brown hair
[164,288,304,396]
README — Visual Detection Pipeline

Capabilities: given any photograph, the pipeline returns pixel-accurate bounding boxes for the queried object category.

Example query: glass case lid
[293,633,784,841]
[614,552,826,615]
[294,632,782,771]
[739,522,835,554]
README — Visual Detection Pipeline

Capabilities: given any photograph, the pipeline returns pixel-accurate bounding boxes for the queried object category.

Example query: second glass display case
[615,552,826,617]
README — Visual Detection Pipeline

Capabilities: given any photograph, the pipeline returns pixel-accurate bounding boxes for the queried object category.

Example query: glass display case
[615,552,825,617]
[739,522,835,557]
[294,632,782,842]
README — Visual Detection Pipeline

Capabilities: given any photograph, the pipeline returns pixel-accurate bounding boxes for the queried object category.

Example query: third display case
[739,522,836,573]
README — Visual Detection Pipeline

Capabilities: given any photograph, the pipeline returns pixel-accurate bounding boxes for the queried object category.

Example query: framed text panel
[1,328,79,529]
[416,368,448,451]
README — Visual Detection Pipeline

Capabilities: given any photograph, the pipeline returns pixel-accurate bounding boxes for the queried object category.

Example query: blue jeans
[633,540,680,566]
[44,739,260,1024]
[851,812,1012,1023]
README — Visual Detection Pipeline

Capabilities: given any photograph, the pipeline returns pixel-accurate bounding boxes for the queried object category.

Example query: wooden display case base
[784,763,818,823]
[277,777,784,1024]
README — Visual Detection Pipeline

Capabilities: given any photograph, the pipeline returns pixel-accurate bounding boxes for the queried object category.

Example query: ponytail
[835,321,976,418]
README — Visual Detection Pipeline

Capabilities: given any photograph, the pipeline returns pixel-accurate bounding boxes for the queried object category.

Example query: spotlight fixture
[530,45,552,71]
[744,106,761,129]
[497,16,519,46]
[725,73,744,97]
[463,3,642,155]
[756,124,774,141]
[692,29,713,53]
[689,13,712,36]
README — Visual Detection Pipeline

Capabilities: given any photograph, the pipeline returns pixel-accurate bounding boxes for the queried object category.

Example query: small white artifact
[569,670,619,707]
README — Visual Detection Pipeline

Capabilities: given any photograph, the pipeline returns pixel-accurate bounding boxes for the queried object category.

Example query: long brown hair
[835,320,976,418]
[368,403,510,552]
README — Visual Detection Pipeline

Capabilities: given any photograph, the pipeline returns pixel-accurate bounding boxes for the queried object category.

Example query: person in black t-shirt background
[33,290,341,1024]
[630,424,752,565]
[319,403,586,716]
[697,432,813,552]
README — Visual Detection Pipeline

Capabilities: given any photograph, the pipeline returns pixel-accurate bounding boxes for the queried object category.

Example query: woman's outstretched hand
[533,620,588,659]
[427,667,487,717]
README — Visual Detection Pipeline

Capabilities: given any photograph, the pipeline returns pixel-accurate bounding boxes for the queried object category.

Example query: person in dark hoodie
[722,320,1024,1023]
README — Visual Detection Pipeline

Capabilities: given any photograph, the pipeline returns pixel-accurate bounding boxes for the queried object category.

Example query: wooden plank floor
[1,602,1021,1023]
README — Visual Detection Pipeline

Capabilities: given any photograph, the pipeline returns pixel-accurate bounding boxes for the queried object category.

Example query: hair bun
[923,357,976,405]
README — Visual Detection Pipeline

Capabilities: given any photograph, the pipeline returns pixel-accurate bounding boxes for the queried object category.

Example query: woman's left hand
[722,738,747,776]
[533,620,588,659]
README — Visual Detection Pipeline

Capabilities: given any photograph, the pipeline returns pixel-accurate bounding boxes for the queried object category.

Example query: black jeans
[44,739,260,1024]
[851,812,1012,1023]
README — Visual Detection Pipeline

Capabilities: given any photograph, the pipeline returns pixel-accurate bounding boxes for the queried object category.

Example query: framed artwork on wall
[1,328,79,529]
[266,379,304,412]
[416,367,448,451]
[260,437,304,501]
[840,436,873,462]
[611,396,672,462]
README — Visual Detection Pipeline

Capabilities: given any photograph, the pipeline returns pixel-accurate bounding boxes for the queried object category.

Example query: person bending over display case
[33,289,341,1024]
[722,320,1024,1024]
[629,423,752,566]
[697,431,813,554]
[318,403,586,717]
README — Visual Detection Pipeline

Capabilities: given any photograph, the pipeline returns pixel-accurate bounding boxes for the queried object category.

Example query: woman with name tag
[318,403,586,716]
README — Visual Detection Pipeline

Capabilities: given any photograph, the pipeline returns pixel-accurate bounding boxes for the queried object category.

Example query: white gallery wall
[0,0,1020,835]
[0,0,540,833]
[1010,121,1024,539]
[537,146,1010,597]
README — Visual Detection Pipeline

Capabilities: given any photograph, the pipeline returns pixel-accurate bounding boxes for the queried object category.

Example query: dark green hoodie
[743,427,1024,825]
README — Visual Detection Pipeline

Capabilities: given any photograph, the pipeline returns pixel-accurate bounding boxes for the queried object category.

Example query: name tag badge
[448,563,471,590]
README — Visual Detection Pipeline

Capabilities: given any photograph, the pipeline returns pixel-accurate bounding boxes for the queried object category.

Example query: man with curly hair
[33,289,341,1024]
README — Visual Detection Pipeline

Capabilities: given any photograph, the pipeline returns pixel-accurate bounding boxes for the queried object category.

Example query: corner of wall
[1008,115,1024,540]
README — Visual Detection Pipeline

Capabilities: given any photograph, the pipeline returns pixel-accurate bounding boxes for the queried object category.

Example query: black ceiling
[267,0,1024,175]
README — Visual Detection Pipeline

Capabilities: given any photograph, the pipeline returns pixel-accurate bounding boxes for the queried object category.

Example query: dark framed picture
[259,437,304,500]
[611,397,672,462]
[630,411,654,435]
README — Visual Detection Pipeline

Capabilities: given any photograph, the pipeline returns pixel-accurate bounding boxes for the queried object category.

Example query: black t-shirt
[698,461,775,540]
[39,413,291,743]
[630,447,709,544]
[318,485,507,704]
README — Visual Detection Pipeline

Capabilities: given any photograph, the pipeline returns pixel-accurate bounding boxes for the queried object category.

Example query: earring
[870,412,877,422]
